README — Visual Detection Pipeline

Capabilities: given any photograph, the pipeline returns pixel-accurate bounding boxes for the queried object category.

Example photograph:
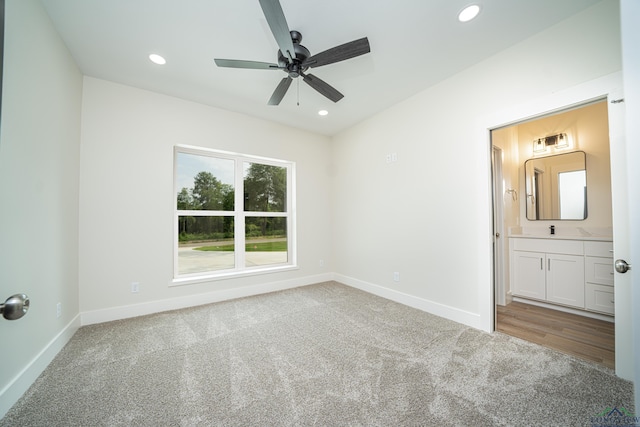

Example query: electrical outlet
[319,259,325,267]
[56,302,62,318]
[131,282,140,293]
[393,272,400,282]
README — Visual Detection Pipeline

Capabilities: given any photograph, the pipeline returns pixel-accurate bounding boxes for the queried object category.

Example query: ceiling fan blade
[268,77,293,105]
[301,73,344,103]
[259,0,296,62]
[302,37,370,68]
[214,59,281,70]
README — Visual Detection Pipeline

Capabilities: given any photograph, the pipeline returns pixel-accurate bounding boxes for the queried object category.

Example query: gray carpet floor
[1,281,635,426]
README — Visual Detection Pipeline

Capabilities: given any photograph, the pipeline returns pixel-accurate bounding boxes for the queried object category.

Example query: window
[173,145,295,284]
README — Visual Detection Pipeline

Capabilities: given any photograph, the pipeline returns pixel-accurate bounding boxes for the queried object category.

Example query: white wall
[78,78,333,320]
[0,0,83,416]
[331,0,621,327]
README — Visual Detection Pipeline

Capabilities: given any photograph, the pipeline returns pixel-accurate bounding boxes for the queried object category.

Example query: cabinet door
[546,253,585,308]
[585,283,615,315]
[511,251,545,300]
[585,256,614,286]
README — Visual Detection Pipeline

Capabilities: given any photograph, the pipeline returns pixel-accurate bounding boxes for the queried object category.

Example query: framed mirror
[525,151,587,220]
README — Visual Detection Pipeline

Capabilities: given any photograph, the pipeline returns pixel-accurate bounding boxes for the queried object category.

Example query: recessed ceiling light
[149,54,166,65]
[318,110,329,116]
[458,5,480,22]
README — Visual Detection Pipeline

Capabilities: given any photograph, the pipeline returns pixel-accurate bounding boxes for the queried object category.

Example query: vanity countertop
[508,233,612,242]
[508,226,612,242]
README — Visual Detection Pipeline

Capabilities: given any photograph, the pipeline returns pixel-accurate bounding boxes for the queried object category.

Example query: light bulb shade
[533,138,546,152]
[556,133,569,148]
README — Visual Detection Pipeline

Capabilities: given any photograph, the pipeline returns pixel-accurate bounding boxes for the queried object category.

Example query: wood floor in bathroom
[496,301,615,369]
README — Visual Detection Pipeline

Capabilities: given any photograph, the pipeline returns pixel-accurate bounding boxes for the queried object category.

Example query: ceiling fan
[214,0,371,106]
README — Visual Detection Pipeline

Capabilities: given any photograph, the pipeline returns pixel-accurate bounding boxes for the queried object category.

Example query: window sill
[170,264,299,287]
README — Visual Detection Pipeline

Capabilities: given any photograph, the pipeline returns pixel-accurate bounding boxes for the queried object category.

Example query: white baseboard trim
[0,314,81,419]
[512,296,614,322]
[335,274,482,329]
[81,273,335,326]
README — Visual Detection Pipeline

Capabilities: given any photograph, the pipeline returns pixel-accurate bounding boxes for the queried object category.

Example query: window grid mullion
[177,210,234,216]
[243,211,288,218]
[235,158,245,270]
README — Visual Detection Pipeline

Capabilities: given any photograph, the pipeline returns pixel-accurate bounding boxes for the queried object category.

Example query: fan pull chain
[297,78,300,106]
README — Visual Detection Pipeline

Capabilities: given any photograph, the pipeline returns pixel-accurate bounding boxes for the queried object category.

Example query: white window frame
[172,145,297,286]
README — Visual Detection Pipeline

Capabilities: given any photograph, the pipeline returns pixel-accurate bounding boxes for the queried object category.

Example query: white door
[619,0,639,399]
[492,146,506,306]
[607,90,634,380]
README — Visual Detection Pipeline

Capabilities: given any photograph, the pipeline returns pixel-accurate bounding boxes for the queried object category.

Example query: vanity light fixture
[533,133,569,153]
[149,54,166,65]
[458,5,481,22]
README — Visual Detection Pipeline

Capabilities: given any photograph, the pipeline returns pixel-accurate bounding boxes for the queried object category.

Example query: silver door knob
[0,294,30,320]
[615,259,632,274]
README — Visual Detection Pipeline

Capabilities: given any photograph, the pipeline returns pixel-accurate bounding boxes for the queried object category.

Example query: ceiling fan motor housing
[278,30,310,78]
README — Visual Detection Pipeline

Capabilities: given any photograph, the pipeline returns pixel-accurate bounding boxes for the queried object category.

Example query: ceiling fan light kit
[214,0,370,106]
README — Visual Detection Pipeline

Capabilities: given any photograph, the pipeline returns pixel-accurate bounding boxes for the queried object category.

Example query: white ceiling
[40,0,602,136]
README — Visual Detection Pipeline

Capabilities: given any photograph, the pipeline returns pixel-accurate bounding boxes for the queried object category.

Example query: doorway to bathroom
[491,99,616,368]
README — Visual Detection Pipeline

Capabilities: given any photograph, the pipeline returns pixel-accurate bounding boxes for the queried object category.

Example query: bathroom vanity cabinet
[509,237,613,316]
